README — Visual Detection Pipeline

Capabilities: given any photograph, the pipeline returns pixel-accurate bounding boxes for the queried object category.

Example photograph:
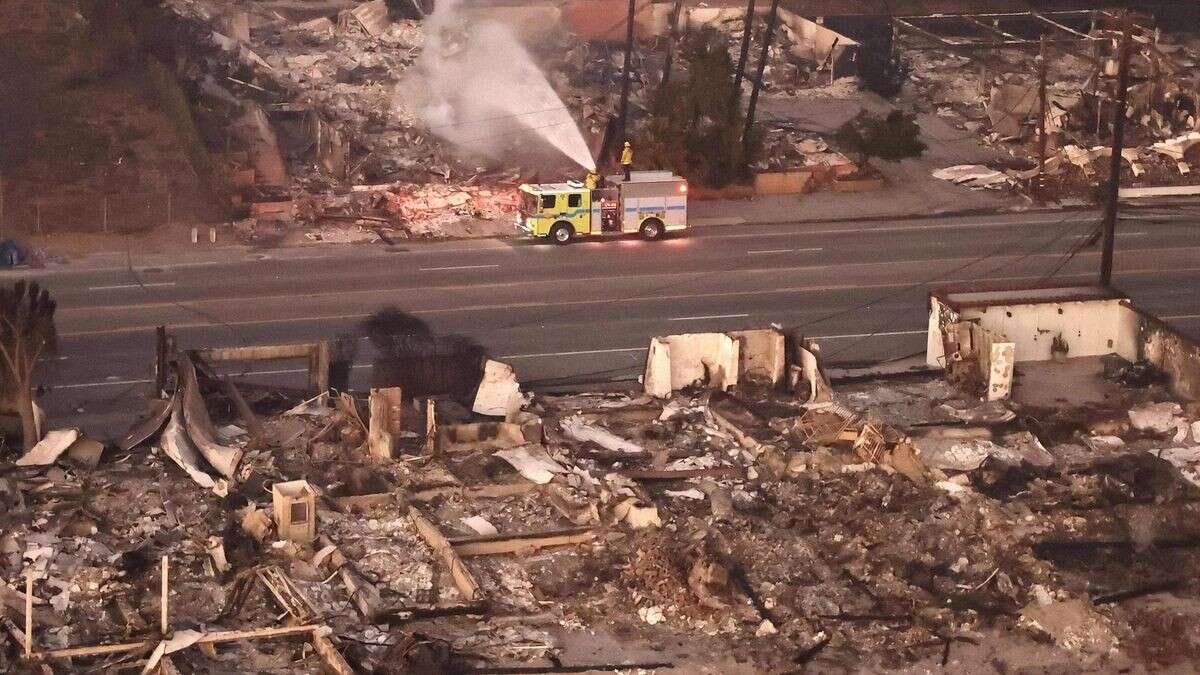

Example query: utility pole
[1035,35,1048,204]
[659,0,685,95]
[616,0,638,150]
[730,0,757,105]
[742,0,780,152]
[1100,19,1132,287]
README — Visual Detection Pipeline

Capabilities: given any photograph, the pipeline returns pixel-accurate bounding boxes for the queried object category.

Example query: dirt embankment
[0,0,221,248]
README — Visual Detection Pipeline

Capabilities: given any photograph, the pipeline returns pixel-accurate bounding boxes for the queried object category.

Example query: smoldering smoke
[401,0,596,172]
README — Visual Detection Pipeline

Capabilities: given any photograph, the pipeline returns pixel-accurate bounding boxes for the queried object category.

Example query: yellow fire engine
[516,171,688,244]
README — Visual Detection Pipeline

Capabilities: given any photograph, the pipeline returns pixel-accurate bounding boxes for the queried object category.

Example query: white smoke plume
[402,0,596,171]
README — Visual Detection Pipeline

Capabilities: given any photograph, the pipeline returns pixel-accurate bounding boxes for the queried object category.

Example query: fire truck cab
[516,171,688,244]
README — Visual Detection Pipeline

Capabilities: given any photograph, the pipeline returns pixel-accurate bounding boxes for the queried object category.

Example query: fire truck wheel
[640,218,665,241]
[550,222,574,244]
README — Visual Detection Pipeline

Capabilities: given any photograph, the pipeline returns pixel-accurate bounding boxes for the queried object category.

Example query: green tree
[834,110,927,166]
[0,281,56,449]
[636,29,758,187]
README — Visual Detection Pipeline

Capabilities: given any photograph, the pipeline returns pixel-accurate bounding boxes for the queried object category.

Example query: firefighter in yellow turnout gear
[584,170,599,190]
[620,141,633,181]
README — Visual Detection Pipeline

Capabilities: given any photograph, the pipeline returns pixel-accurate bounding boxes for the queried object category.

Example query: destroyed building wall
[644,333,740,398]
[776,9,858,69]
[927,290,1140,368]
[909,12,1200,201]
[929,285,1200,401]
[1136,311,1200,401]
[684,6,859,73]
[728,329,786,386]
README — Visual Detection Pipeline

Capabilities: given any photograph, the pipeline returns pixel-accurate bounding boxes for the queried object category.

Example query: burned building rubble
[103,0,876,243]
[899,10,1200,199]
[3,291,1200,672]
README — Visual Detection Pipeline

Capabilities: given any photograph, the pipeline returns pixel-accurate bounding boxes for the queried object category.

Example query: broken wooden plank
[410,483,537,502]
[367,387,403,459]
[450,527,596,557]
[336,393,366,433]
[221,375,267,442]
[455,662,674,674]
[381,603,489,624]
[255,566,316,623]
[411,508,482,601]
[424,398,437,454]
[195,344,319,362]
[39,640,156,659]
[616,467,742,481]
[1,616,27,652]
[314,535,383,620]
[194,624,323,644]
[38,626,323,661]
[311,627,354,675]
[333,493,392,512]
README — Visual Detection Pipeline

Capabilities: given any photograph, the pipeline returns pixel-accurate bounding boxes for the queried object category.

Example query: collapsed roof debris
[5,284,1200,670]
[901,10,1200,200]
[127,0,879,242]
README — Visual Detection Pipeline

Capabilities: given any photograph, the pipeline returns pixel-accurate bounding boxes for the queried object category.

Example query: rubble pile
[5,322,1200,671]
[709,16,818,95]
[905,28,1200,199]
[151,0,595,242]
[752,128,855,173]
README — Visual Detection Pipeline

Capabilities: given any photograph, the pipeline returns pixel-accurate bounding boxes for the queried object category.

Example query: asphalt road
[11,209,1200,437]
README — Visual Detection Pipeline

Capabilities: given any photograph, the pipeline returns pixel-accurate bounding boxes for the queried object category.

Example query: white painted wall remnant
[643,333,740,398]
[797,344,830,403]
[987,341,1016,401]
[729,329,786,386]
[927,291,1139,368]
[560,415,644,454]
[473,360,524,417]
[15,428,79,466]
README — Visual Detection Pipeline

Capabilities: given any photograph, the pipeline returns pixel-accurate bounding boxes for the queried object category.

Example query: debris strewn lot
[901,11,1200,200]
[4,312,1200,672]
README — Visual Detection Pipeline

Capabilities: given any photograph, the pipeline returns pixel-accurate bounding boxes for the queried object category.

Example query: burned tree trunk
[0,281,56,449]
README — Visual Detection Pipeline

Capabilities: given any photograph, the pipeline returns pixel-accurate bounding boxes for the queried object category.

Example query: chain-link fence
[0,189,212,236]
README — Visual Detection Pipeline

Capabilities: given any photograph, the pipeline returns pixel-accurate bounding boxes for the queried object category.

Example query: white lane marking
[57,263,1200,338]
[1068,231,1146,239]
[668,313,749,321]
[812,329,927,340]
[54,377,153,390]
[748,247,822,255]
[695,215,1100,241]
[500,347,646,360]
[419,264,500,272]
[89,282,176,291]
[226,363,376,377]
[53,364,376,389]
[57,244,1200,317]
[234,367,307,376]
